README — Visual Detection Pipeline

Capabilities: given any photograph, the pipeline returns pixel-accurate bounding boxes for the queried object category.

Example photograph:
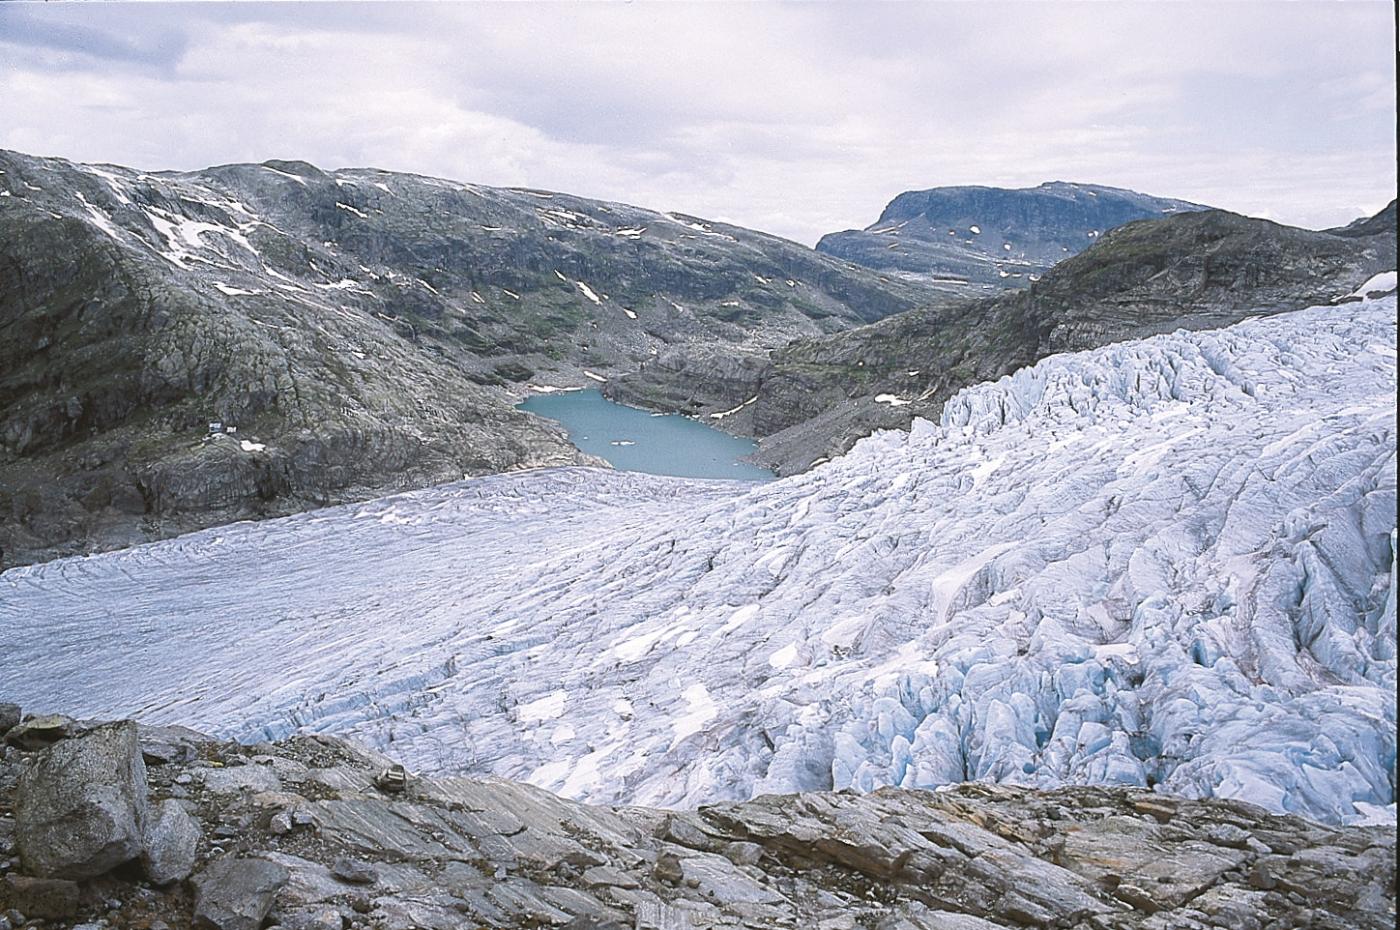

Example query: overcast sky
[1,1,1394,245]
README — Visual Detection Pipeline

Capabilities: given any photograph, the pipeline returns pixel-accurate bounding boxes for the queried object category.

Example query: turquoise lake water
[518,389,775,482]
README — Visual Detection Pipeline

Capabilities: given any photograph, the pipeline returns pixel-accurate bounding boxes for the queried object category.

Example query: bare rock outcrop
[0,712,1392,930]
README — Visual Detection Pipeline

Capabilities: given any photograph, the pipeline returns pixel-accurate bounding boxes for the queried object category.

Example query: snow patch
[83,166,132,204]
[1348,270,1397,299]
[75,193,122,242]
[670,684,717,749]
[214,282,260,297]
[262,165,309,185]
[519,690,568,722]
[768,643,799,669]
[710,397,758,420]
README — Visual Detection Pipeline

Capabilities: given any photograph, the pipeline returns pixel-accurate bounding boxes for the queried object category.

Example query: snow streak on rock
[2,297,1396,825]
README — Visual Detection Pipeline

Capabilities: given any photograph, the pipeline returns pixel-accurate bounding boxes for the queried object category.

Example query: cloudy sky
[1,1,1394,245]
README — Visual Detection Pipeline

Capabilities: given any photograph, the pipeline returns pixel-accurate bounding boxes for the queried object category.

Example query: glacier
[2,294,1395,826]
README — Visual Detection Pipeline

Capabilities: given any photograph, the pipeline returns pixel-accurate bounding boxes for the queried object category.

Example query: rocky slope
[613,205,1397,474]
[6,295,1394,827]
[0,711,1393,930]
[0,150,933,567]
[814,182,1209,292]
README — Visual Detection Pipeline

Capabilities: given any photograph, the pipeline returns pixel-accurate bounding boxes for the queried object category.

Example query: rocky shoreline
[0,707,1392,930]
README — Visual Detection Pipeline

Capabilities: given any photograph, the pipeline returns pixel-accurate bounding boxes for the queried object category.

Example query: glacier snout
[1,295,1395,825]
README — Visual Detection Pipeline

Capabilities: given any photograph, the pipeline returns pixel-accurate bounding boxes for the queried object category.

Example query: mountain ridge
[0,148,936,566]
[814,180,1211,292]
[612,202,1397,474]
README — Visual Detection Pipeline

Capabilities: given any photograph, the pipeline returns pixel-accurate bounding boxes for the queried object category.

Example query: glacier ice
[2,295,1395,825]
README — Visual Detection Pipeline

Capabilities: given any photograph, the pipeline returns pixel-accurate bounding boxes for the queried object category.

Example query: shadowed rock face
[815,181,1211,293]
[0,150,934,567]
[0,714,1393,930]
[614,205,1397,475]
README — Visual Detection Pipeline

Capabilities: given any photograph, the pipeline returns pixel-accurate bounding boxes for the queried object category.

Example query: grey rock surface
[328,857,375,885]
[137,723,207,766]
[192,857,290,930]
[141,798,202,885]
[196,765,282,796]
[0,714,1391,929]
[14,721,148,879]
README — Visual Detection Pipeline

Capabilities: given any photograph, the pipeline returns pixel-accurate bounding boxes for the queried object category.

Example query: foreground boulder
[14,720,149,879]
[142,798,203,884]
[192,858,290,930]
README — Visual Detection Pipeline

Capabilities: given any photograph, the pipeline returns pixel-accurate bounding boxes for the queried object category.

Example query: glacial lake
[518,389,775,481]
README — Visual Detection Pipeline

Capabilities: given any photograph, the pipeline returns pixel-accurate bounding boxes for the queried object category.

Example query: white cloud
[0,2,1393,244]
